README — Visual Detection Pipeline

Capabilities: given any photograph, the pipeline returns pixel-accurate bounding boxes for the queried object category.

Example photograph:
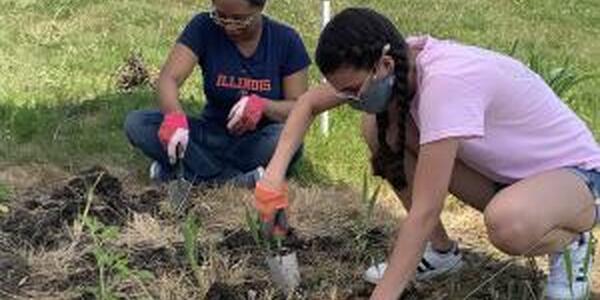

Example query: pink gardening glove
[227,94,267,135]
[158,112,189,164]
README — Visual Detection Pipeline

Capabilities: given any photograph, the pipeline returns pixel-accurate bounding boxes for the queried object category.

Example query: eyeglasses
[334,44,391,104]
[209,7,258,30]
[335,71,375,104]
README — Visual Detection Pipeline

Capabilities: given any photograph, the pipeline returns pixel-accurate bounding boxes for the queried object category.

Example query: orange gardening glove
[254,181,289,239]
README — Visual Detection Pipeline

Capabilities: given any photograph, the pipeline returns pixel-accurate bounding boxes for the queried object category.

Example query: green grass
[0,182,10,203]
[1,0,598,185]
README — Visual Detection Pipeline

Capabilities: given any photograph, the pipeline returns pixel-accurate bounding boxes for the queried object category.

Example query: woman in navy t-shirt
[125,0,310,187]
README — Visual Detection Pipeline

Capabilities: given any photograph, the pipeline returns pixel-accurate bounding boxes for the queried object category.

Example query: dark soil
[0,167,549,299]
[205,280,270,300]
[0,166,131,249]
[0,251,29,294]
[128,241,204,275]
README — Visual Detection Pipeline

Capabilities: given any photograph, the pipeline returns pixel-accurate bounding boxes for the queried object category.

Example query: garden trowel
[168,145,191,215]
[264,210,301,295]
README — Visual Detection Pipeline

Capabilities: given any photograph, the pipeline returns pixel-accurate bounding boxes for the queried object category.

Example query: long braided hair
[315,8,413,190]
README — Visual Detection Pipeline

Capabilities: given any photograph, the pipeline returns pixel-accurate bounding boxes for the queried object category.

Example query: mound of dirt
[0,166,131,249]
[0,251,29,294]
[128,241,204,275]
[206,281,270,300]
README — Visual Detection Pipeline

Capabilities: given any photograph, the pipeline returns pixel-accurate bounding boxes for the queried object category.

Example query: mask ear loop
[382,43,391,55]
[373,44,392,81]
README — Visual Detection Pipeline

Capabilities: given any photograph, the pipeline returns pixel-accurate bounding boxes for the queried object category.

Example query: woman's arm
[157,44,198,114]
[261,83,344,186]
[371,138,459,300]
[261,68,309,122]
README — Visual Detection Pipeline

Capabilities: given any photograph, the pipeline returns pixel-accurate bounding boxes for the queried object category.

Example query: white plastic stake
[319,0,331,136]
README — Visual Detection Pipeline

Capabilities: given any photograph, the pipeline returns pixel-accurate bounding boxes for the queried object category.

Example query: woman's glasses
[209,8,258,30]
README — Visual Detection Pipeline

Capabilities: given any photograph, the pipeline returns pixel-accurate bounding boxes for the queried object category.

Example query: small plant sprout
[183,213,203,287]
[244,205,271,252]
[77,177,153,300]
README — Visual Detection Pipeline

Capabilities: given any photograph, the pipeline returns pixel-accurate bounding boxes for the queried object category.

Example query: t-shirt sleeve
[417,74,488,144]
[176,14,211,61]
[281,28,311,77]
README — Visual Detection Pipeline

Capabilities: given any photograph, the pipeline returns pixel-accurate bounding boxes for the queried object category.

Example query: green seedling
[182,213,203,287]
[352,170,383,263]
[562,247,575,299]
[559,235,596,300]
[0,182,10,203]
[244,205,272,252]
[77,174,153,300]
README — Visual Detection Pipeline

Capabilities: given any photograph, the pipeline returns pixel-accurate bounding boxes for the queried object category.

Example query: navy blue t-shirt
[177,13,311,124]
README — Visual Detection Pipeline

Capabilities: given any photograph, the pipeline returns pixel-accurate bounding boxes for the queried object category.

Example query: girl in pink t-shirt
[253,7,600,299]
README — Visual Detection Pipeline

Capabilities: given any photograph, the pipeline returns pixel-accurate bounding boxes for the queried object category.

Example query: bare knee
[484,197,533,255]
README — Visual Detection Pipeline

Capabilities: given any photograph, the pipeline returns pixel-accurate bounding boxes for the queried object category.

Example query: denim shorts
[494,167,600,202]
[567,167,600,222]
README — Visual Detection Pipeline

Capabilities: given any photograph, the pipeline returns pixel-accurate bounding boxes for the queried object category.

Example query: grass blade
[562,248,574,299]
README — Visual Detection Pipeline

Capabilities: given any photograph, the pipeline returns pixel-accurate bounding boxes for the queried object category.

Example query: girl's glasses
[334,44,391,104]
[335,71,375,104]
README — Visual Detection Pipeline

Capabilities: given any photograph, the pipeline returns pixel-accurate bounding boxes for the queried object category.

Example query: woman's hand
[158,112,189,164]
[254,180,289,238]
[227,94,268,135]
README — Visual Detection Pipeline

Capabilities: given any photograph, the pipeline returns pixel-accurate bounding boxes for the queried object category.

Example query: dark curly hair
[247,0,266,7]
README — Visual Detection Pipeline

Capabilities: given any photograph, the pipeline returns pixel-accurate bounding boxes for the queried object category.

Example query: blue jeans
[124,109,300,186]
[567,167,600,224]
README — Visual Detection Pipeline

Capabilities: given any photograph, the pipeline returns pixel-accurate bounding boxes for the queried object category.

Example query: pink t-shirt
[408,36,600,183]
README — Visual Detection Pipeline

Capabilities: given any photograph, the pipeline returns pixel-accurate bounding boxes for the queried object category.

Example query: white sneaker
[363,241,464,284]
[545,232,594,300]
[149,161,161,181]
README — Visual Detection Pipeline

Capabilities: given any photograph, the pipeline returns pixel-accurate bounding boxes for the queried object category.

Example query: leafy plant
[356,170,382,230]
[351,170,383,259]
[509,40,598,100]
[0,182,10,204]
[81,216,153,300]
[243,205,287,255]
[182,213,203,286]
[559,235,596,300]
[77,174,153,300]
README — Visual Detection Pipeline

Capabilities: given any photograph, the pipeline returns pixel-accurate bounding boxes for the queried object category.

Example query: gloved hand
[254,180,289,239]
[158,112,189,164]
[227,94,267,135]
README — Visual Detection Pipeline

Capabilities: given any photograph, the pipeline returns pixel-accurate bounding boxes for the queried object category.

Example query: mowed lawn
[0,0,598,185]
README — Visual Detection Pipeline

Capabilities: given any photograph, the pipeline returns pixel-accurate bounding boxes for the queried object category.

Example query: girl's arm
[371,138,459,300]
[261,68,309,122]
[261,83,344,186]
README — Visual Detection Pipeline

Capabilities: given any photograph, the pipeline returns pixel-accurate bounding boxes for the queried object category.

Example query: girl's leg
[484,169,595,256]
[362,113,596,256]
[361,114,499,251]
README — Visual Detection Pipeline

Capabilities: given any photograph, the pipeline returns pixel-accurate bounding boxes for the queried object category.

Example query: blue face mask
[336,44,395,114]
[347,73,395,114]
